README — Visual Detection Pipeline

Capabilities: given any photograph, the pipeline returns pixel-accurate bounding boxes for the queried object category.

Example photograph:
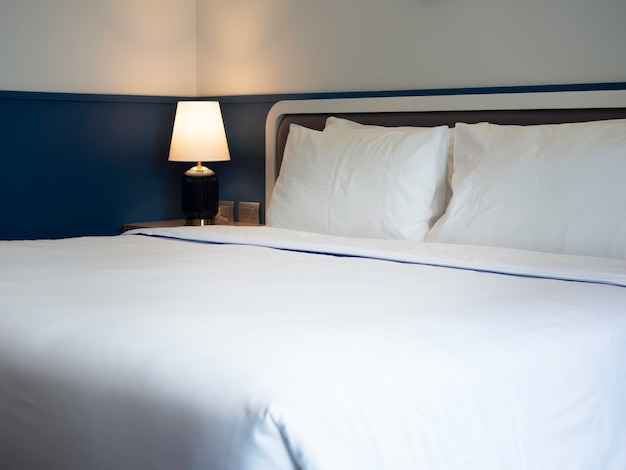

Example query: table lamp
[168,101,231,224]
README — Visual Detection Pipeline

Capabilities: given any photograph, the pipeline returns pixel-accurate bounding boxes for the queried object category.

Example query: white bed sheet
[1,226,625,470]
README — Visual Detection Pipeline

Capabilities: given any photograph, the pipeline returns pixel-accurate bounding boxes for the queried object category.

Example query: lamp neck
[185,163,215,177]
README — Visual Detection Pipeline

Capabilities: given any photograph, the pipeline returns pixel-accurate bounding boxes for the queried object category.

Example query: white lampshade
[168,101,231,163]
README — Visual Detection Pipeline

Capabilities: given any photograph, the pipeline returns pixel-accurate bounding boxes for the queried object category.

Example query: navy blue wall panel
[0,94,181,239]
[214,100,275,215]
[2,83,625,240]
[0,93,274,240]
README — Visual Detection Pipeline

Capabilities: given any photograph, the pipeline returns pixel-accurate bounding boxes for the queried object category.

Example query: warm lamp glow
[168,101,230,163]
[168,101,230,223]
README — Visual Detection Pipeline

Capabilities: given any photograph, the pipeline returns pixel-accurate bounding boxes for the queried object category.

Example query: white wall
[2,0,624,97]
[196,0,626,96]
[0,0,197,96]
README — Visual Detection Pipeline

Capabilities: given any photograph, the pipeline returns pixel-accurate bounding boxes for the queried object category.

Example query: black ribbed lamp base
[181,165,219,221]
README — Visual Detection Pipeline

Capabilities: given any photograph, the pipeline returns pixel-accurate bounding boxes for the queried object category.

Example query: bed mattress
[1,225,625,470]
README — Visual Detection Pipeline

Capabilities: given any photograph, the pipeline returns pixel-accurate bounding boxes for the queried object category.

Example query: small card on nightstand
[218,200,235,224]
[238,202,261,225]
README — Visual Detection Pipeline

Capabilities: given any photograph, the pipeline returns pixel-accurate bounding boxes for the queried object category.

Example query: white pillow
[325,116,456,211]
[427,120,626,259]
[267,123,450,240]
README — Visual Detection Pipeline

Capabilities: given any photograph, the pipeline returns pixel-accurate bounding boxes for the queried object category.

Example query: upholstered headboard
[264,89,626,207]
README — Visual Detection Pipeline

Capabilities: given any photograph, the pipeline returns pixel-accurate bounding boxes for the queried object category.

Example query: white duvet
[1,226,625,470]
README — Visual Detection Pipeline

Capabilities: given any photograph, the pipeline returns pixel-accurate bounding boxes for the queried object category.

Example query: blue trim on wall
[208,81,626,104]
[2,82,626,239]
[4,81,625,107]
[0,90,192,103]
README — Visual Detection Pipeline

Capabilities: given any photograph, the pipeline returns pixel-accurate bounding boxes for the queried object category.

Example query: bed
[1,88,626,470]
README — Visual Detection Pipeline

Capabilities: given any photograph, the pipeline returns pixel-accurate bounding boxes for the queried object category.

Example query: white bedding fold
[126,225,626,287]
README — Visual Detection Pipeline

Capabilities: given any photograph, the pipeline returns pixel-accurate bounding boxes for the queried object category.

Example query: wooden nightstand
[122,219,262,233]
